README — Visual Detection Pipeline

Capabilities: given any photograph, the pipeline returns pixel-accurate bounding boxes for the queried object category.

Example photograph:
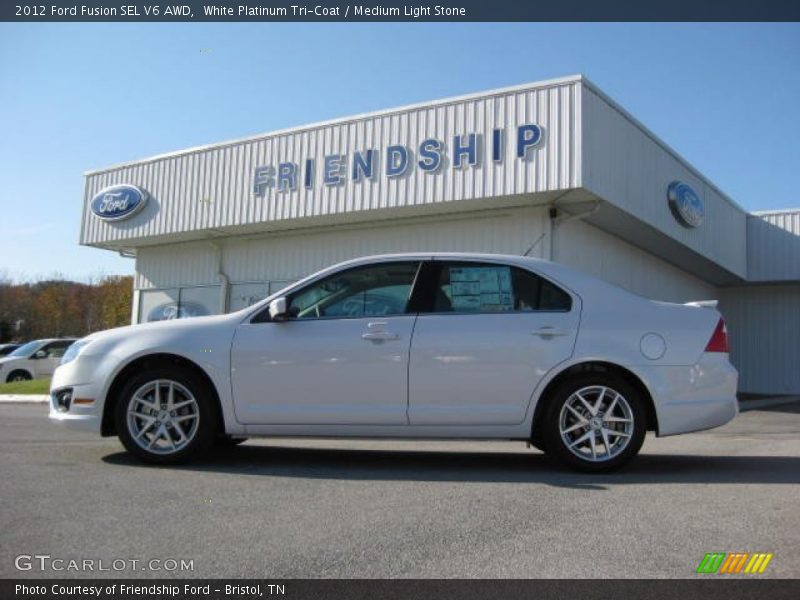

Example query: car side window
[433,263,514,313]
[286,262,420,320]
[512,267,572,311]
[41,342,71,358]
[431,262,571,313]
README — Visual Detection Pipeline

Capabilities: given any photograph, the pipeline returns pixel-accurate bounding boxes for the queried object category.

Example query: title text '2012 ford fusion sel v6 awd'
[49,253,737,472]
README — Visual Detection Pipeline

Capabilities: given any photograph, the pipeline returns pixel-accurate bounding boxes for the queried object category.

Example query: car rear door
[407,259,580,426]
[231,260,422,425]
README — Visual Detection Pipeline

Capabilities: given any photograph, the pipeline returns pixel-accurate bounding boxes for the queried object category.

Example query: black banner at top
[3,0,800,22]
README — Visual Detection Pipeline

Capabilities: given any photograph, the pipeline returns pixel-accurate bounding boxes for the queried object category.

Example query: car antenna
[522,232,546,257]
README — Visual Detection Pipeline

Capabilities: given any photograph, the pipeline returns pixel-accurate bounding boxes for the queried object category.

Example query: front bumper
[49,404,102,432]
[48,359,104,434]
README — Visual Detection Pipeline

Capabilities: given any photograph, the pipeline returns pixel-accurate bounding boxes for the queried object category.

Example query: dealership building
[79,75,800,395]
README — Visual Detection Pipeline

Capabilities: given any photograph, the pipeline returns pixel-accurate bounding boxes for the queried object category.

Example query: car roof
[318,252,650,308]
[329,252,604,286]
[330,252,561,272]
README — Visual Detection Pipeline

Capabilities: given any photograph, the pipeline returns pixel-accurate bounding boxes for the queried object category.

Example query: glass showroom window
[228,280,299,312]
[139,286,221,323]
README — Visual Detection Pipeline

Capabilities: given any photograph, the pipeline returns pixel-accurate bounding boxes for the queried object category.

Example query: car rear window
[431,262,571,313]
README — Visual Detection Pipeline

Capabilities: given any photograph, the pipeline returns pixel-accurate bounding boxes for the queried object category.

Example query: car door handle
[532,327,570,337]
[361,331,399,341]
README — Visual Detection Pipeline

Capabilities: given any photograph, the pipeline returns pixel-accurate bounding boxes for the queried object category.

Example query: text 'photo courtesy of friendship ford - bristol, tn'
[48,252,738,472]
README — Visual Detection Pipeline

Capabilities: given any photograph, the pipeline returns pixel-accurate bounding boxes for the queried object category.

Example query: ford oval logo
[667,181,704,228]
[90,184,148,221]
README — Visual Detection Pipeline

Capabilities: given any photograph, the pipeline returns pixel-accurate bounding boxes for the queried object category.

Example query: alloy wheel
[126,379,200,455]
[558,385,635,462]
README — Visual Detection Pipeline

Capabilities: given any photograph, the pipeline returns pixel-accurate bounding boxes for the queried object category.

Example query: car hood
[0,356,24,367]
[78,312,244,355]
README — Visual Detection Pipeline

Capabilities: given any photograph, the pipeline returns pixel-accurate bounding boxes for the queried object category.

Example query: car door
[408,260,580,425]
[231,260,422,425]
[35,341,73,377]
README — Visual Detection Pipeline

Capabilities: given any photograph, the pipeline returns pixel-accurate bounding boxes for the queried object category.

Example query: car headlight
[60,339,92,365]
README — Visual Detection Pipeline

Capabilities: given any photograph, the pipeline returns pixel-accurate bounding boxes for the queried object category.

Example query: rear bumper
[646,353,738,437]
[656,396,738,436]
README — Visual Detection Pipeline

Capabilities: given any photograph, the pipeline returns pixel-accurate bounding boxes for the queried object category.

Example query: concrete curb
[739,396,800,412]
[0,394,49,403]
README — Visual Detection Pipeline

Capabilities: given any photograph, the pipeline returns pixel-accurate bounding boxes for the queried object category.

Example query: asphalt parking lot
[1,402,798,579]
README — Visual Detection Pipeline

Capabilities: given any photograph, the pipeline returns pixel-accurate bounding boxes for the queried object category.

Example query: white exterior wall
[135,205,550,292]
[135,204,715,308]
[720,285,800,395]
[555,219,717,303]
[747,210,800,282]
[581,84,748,279]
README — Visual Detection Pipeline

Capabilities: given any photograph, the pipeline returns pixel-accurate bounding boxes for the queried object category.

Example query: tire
[542,373,646,473]
[114,366,218,465]
[6,370,32,383]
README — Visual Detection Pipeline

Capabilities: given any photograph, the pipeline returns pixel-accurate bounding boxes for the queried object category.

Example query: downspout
[209,241,230,314]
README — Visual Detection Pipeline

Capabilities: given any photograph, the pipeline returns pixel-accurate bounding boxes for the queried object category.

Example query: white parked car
[49,254,737,471]
[1,339,78,383]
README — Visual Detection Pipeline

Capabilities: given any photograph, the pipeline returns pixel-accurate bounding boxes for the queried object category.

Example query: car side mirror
[33,350,47,359]
[268,297,289,322]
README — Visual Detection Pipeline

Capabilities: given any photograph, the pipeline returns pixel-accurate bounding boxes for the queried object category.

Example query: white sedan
[1,338,78,382]
[49,253,737,471]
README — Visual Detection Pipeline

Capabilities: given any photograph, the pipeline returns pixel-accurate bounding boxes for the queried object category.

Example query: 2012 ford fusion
[49,253,738,471]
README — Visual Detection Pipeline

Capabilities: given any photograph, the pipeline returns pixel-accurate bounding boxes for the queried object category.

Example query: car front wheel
[542,374,646,472]
[6,370,32,383]
[115,367,217,464]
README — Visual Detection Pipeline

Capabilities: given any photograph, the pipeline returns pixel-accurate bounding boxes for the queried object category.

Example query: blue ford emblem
[667,181,704,228]
[90,184,148,221]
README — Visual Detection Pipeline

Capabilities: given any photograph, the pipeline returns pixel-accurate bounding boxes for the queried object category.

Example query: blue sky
[0,23,798,281]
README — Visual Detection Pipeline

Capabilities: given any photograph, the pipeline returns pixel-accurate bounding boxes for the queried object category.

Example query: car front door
[231,261,422,425]
[408,260,580,425]
[36,341,73,377]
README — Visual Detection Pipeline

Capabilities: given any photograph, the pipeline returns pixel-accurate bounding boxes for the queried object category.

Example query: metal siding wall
[720,285,800,395]
[555,219,717,303]
[83,82,579,247]
[581,86,748,279]
[135,242,219,289]
[134,206,549,291]
[747,210,800,282]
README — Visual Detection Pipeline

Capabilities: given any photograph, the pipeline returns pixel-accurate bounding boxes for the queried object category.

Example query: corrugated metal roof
[747,209,800,282]
[81,77,582,247]
[84,75,585,176]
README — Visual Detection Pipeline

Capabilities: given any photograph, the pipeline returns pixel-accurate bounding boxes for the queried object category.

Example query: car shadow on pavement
[102,445,800,489]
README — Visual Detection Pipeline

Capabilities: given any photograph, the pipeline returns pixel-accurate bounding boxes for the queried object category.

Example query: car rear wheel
[6,370,32,383]
[115,367,217,464]
[542,374,646,472]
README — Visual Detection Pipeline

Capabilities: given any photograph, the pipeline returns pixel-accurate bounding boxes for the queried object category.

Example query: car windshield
[8,340,43,357]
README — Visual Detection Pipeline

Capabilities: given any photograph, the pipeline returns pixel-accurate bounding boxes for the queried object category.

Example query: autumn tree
[0,276,133,342]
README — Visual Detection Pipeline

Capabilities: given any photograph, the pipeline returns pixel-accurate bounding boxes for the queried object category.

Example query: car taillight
[705,318,729,353]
